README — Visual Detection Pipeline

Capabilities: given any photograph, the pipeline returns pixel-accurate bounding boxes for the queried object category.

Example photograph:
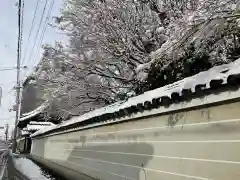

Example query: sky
[0,0,64,134]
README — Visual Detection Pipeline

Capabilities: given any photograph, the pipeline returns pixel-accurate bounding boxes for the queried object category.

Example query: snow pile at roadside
[14,157,51,180]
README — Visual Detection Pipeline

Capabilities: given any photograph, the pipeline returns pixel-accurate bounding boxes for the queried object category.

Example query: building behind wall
[20,76,47,116]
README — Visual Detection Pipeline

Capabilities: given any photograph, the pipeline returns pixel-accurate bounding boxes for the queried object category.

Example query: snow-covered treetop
[27,0,240,123]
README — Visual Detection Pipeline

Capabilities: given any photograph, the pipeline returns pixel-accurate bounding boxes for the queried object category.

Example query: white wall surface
[31,101,240,180]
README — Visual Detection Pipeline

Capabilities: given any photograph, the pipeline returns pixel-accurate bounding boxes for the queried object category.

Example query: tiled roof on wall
[32,58,240,137]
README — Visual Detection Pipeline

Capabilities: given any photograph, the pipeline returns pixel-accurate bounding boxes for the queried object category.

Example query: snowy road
[0,141,30,180]
[0,141,68,180]
[0,141,9,180]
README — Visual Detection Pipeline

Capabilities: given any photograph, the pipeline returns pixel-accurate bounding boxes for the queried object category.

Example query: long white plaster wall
[31,99,240,180]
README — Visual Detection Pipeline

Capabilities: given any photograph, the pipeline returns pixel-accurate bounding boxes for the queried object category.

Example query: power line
[25,0,48,67]
[0,66,27,72]
[32,0,56,66]
[21,0,41,66]
[0,67,20,71]
[22,0,55,79]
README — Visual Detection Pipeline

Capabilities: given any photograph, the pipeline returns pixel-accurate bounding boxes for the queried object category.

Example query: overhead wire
[0,67,22,72]
[22,0,55,79]
[32,0,56,67]
[0,65,27,72]
[21,0,48,81]
[21,0,41,66]
[25,0,48,68]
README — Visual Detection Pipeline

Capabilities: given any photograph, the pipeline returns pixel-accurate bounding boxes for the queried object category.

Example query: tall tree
[33,0,240,120]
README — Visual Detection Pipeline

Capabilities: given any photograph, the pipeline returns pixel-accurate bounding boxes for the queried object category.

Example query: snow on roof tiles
[22,123,55,132]
[29,121,54,126]
[32,58,240,137]
[26,124,49,131]
[21,131,30,136]
[19,102,48,122]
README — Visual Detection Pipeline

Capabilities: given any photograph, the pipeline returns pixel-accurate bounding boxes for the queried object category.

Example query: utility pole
[5,124,9,142]
[12,0,22,152]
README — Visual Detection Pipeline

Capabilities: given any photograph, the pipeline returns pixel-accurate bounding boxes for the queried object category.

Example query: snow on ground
[13,157,51,180]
